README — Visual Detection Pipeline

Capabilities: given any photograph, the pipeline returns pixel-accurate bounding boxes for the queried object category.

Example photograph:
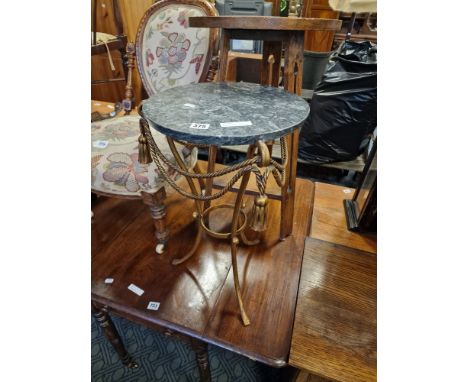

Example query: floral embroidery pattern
[102,152,149,193]
[146,48,155,66]
[155,32,191,73]
[177,10,189,28]
[148,68,159,90]
[146,12,173,38]
[189,54,204,75]
[177,9,198,29]
[141,6,209,93]
[92,121,139,142]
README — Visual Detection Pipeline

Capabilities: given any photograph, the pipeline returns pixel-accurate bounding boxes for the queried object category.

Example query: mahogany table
[91,101,376,382]
[189,16,342,241]
[290,183,377,382]
[290,238,377,382]
[92,158,315,381]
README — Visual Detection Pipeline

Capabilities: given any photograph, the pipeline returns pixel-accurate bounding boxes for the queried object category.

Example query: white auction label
[220,121,252,128]
[104,278,114,284]
[93,140,109,149]
[147,301,160,311]
[128,283,144,296]
[189,123,209,130]
[343,189,352,194]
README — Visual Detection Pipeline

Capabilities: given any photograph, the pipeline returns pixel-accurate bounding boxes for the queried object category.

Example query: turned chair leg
[92,302,138,368]
[190,338,211,382]
[141,188,168,254]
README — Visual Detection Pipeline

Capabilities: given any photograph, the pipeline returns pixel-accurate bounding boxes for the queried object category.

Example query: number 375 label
[189,123,209,130]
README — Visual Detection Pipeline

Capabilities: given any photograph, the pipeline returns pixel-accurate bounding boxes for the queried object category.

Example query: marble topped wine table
[140,81,309,326]
[189,16,342,240]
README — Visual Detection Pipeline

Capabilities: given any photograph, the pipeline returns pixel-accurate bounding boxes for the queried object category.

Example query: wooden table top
[289,238,377,381]
[92,160,315,366]
[310,183,377,254]
[189,16,342,31]
[290,183,377,381]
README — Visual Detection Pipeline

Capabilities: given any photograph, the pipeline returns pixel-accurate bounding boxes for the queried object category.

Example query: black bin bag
[298,40,377,164]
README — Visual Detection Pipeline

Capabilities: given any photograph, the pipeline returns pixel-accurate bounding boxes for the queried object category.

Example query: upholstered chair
[91,0,218,254]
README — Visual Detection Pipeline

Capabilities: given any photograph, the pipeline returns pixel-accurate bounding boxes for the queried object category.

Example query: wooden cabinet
[302,0,339,52]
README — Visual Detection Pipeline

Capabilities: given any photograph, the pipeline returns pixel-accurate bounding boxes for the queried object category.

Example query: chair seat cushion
[92,115,197,196]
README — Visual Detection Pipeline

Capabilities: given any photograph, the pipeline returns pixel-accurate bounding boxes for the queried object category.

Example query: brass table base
[169,141,257,326]
[139,115,287,326]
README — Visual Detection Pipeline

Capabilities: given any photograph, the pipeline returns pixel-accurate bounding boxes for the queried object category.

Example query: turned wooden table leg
[141,188,168,255]
[92,302,138,368]
[190,338,211,382]
[281,31,305,240]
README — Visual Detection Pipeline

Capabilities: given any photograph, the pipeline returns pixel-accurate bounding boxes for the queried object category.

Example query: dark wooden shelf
[189,16,342,31]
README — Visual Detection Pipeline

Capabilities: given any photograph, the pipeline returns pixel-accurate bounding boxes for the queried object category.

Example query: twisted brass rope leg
[193,162,206,194]
[172,211,203,265]
[240,146,260,247]
[231,185,251,326]
[167,137,204,265]
[230,144,256,326]
[204,146,218,211]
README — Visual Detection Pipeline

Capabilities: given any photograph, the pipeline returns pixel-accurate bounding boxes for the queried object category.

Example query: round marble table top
[141,82,310,146]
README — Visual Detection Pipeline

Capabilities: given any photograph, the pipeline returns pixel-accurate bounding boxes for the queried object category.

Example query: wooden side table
[91,163,317,380]
[189,16,342,240]
[290,183,377,382]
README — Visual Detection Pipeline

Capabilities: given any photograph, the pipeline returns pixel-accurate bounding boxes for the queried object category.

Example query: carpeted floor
[92,314,295,381]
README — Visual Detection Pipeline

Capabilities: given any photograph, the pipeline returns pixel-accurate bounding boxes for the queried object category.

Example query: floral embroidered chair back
[135,0,218,96]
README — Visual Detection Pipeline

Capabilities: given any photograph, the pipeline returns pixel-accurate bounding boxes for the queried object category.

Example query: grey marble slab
[141,82,310,146]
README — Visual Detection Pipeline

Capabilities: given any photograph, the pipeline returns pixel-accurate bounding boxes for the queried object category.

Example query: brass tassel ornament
[249,195,268,232]
[138,119,152,164]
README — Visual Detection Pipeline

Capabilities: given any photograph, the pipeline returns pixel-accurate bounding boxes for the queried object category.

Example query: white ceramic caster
[155,243,165,255]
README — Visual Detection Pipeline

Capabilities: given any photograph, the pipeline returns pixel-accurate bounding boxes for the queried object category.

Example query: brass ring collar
[199,204,248,239]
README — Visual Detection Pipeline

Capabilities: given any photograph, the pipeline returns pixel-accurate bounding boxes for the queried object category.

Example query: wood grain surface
[91,0,128,103]
[189,16,342,31]
[92,163,315,366]
[91,52,126,103]
[289,238,376,382]
[92,0,122,37]
[204,177,314,365]
[301,0,340,52]
[119,0,154,104]
[92,197,146,256]
[310,183,376,254]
